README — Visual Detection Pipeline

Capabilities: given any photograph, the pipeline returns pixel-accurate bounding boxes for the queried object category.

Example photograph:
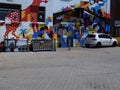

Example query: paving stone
[0,47,120,90]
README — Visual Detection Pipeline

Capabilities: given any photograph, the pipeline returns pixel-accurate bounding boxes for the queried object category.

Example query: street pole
[68,38,71,51]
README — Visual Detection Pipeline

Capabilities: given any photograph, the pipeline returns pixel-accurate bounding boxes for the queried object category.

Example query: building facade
[0,0,114,47]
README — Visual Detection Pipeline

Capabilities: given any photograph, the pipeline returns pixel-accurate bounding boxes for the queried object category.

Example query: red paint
[3,0,48,39]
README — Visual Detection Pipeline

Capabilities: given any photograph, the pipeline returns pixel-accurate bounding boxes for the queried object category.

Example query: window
[30,6,45,22]
[99,34,111,39]
[87,34,96,38]
[38,7,45,22]
[0,3,21,21]
[99,35,104,38]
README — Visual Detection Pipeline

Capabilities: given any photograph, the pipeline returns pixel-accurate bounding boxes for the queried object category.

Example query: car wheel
[112,41,117,47]
[96,42,101,48]
[85,44,90,48]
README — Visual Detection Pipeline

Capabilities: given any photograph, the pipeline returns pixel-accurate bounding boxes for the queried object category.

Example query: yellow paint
[65,31,72,36]
[114,37,120,46]
[88,29,96,34]
[17,28,32,39]
[21,11,25,19]
[42,32,45,38]
[26,28,32,34]
[38,24,46,30]
[76,42,80,47]
[17,34,21,38]
[55,23,60,27]
[25,34,32,40]
[54,34,58,47]
[27,14,31,21]
[74,4,80,8]
[57,37,60,47]
[0,56,15,62]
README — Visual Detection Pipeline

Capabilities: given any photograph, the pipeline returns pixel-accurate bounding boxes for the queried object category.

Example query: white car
[84,33,118,48]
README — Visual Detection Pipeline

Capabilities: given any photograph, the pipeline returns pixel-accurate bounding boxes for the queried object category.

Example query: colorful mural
[0,0,51,42]
[0,0,111,48]
[54,0,110,47]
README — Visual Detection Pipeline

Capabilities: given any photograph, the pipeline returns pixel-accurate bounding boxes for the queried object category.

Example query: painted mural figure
[3,0,48,39]
[4,11,20,38]
[22,0,48,34]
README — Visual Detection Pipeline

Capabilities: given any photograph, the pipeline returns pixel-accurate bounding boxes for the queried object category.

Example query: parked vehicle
[84,33,118,48]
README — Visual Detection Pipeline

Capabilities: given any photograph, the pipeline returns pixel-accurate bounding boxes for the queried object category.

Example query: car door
[99,35,108,46]
[105,35,113,45]
[103,35,112,46]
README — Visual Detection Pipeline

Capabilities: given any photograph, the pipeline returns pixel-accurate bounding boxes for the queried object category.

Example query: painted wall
[0,0,53,42]
[52,0,80,13]
[0,0,111,47]
[53,0,111,47]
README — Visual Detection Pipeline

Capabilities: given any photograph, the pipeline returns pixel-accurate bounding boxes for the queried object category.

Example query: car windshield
[87,34,96,38]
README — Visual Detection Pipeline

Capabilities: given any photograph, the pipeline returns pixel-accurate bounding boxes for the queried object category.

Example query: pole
[68,38,71,51]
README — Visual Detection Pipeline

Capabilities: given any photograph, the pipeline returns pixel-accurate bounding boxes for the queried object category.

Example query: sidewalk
[0,47,120,90]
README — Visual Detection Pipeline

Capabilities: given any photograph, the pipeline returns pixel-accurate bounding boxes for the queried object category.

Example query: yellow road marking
[0,56,15,62]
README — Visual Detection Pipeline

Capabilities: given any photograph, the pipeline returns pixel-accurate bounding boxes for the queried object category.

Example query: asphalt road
[0,47,120,90]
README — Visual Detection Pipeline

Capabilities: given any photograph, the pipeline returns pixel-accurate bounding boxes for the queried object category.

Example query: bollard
[52,39,56,51]
[68,38,71,51]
